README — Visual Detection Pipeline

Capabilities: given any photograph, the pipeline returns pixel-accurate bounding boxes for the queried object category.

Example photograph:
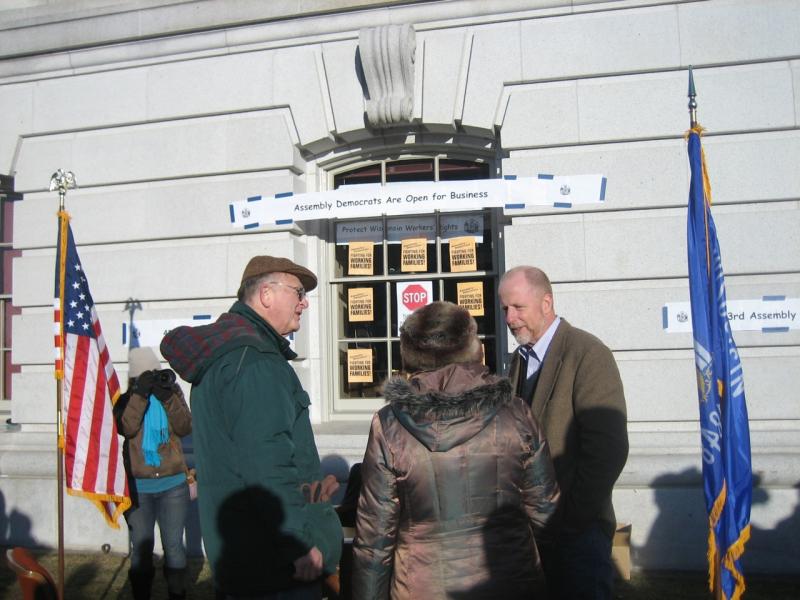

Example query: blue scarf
[142,394,169,467]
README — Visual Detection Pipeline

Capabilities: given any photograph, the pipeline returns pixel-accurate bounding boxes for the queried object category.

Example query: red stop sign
[402,284,428,310]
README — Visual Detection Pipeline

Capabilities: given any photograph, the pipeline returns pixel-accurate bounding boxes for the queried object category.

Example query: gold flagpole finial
[49,169,77,211]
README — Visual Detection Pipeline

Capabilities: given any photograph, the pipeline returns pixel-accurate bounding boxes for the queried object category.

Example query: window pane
[392,334,496,374]
[337,282,387,339]
[440,213,493,272]
[3,350,10,403]
[442,278,496,336]
[479,338,497,373]
[391,281,440,337]
[386,160,434,182]
[335,165,381,187]
[338,341,388,399]
[385,216,436,275]
[391,340,403,376]
[438,159,490,181]
[387,241,436,275]
[335,239,384,278]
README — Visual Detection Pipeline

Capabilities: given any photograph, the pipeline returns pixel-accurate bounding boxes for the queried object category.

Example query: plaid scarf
[160,302,292,384]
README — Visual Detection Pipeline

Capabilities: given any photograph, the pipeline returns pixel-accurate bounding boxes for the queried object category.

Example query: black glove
[152,369,177,402]
[132,370,156,397]
[152,381,173,403]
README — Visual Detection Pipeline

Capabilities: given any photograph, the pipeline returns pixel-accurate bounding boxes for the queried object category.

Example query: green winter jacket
[161,301,342,595]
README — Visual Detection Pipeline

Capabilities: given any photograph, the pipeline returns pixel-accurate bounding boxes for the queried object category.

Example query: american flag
[54,212,130,527]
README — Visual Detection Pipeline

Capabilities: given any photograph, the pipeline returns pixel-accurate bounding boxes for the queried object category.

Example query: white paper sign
[662,297,800,333]
[231,175,606,228]
[123,315,215,348]
[440,214,485,243]
[396,281,433,329]
[336,214,485,244]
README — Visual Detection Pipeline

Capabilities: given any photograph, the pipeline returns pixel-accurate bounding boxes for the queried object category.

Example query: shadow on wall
[634,468,708,571]
[637,469,799,574]
[744,483,800,575]
[0,488,39,597]
[0,490,37,548]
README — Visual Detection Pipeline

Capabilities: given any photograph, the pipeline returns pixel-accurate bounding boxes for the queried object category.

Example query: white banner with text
[229,175,606,229]
[662,297,799,333]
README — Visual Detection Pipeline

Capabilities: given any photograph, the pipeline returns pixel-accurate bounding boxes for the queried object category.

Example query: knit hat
[238,255,318,297]
[128,347,161,378]
[400,301,481,372]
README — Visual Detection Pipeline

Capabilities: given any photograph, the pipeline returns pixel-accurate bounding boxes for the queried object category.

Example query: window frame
[323,155,506,417]
[0,180,17,422]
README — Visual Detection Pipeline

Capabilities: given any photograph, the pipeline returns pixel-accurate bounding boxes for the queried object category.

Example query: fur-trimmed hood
[383,362,515,452]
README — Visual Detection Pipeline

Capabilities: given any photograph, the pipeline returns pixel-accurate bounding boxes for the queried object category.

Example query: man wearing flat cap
[161,256,342,599]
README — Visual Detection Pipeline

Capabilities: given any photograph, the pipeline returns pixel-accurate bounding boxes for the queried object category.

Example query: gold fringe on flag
[723,524,751,600]
[65,488,131,530]
[706,480,727,592]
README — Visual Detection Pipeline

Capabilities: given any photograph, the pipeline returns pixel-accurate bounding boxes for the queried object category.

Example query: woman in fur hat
[352,301,560,599]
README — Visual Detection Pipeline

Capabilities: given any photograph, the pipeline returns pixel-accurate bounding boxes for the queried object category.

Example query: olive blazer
[509,319,628,538]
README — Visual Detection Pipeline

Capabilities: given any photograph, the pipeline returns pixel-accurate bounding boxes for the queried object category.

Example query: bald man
[499,266,628,600]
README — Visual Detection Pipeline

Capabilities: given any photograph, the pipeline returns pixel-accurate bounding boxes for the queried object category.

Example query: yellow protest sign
[347,348,373,383]
[348,241,374,275]
[449,236,477,272]
[348,287,374,322]
[401,237,428,272]
[457,281,485,316]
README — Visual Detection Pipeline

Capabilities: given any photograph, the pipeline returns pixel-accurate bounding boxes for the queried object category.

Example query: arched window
[327,157,504,414]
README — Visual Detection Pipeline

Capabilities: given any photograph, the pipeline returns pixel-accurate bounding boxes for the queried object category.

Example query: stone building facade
[0,0,798,573]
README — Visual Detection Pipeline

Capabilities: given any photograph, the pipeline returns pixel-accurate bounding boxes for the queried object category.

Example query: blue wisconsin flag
[687,127,752,600]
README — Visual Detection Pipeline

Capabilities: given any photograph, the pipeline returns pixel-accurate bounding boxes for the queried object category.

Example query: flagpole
[688,65,697,129]
[50,169,76,600]
[688,68,724,600]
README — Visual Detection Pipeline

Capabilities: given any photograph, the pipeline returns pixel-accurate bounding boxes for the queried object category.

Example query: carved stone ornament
[358,24,416,128]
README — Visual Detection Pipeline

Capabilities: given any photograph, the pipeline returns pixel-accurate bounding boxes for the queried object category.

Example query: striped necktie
[519,345,541,404]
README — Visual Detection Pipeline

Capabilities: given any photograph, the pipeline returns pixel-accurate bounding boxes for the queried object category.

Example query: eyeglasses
[264,281,307,302]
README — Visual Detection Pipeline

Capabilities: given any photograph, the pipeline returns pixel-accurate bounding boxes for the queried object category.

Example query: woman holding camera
[114,346,193,600]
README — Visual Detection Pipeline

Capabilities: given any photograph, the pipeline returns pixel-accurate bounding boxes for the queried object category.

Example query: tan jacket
[114,385,192,481]
[509,319,628,539]
[353,363,559,599]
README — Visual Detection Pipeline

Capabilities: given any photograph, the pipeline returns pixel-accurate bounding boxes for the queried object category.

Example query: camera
[154,368,176,386]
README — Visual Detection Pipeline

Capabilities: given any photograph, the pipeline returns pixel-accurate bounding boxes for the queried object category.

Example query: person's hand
[293,547,323,581]
[318,474,339,502]
[301,474,340,503]
[132,370,156,397]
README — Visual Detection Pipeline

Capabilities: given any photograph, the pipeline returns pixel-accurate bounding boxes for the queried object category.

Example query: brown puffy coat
[353,363,559,599]
[114,384,192,481]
